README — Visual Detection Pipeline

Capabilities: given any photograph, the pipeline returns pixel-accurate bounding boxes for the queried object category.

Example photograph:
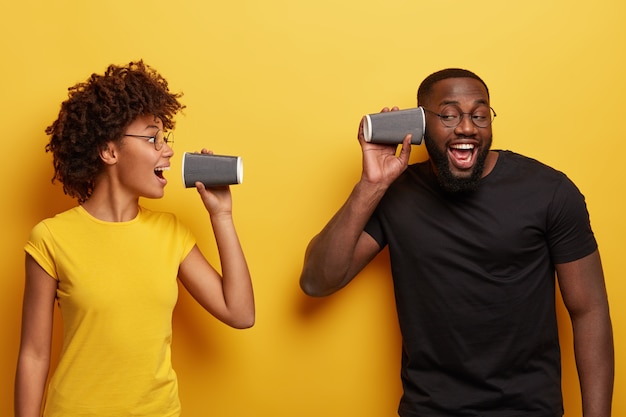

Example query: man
[300,68,613,416]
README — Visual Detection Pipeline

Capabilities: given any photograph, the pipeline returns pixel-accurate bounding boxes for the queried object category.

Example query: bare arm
[15,255,57,417]
[300,111,412,296]
[178,150,254,329]
[556,250,614,417]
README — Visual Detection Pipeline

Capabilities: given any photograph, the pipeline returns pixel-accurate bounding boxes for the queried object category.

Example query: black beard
[424,136,491,195]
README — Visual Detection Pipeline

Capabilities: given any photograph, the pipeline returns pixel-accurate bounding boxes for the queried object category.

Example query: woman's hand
[194,149,233,218]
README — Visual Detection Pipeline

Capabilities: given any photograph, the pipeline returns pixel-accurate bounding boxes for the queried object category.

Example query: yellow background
[1,0,624,416]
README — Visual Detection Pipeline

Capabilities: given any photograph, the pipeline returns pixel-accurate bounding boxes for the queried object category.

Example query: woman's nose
[162,142,174,157]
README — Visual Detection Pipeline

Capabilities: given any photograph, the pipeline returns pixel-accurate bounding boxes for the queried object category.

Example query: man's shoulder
[495,150,565,177]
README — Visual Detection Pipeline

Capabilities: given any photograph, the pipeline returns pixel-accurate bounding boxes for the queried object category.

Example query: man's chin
[449,165,475,180]
[437,162,485,194]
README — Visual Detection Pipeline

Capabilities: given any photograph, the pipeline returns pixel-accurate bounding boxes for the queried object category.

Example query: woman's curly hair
[45,60,185,203]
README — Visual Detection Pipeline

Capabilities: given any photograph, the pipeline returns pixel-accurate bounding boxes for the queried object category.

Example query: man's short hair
[417,68,489,105]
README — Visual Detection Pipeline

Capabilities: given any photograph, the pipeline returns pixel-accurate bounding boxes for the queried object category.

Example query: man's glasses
[422,106,496,128]
[124,130,174,151]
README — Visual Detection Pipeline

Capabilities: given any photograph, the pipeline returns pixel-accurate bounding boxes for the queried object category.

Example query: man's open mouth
[448,143,476,169]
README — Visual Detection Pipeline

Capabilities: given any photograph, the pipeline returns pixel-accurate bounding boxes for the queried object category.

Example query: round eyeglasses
[422,106,496,128]
[124,129,174,151]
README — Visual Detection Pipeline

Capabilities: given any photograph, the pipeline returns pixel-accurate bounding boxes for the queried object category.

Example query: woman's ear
[99,142,118,165]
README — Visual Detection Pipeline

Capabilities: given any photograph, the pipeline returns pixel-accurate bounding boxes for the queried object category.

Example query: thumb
[398,134,412,162]
[195,182,206,193]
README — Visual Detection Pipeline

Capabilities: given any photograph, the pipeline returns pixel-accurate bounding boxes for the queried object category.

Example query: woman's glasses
[124,130,174,151]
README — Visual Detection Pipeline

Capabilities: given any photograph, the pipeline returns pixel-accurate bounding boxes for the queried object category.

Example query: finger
[358,117,365,139]
[398,134,412,162]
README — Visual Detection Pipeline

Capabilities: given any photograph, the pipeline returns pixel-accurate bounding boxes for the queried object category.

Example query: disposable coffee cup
[182,152,243,188]
[363,107,425,145]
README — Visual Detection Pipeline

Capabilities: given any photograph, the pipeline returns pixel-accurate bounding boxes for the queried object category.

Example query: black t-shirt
[365,151,597,417]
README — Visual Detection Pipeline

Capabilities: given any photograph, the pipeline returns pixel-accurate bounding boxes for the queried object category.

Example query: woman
[15,61,255,417]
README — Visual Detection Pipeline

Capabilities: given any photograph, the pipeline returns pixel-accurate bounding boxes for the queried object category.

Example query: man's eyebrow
[439,99,489,106]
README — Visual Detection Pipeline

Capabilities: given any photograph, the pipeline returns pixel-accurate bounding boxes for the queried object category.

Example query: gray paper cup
[182,152,243,188]
[363,107,425,145]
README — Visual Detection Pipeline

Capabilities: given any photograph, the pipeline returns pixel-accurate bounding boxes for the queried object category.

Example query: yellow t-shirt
[25,205,196,417]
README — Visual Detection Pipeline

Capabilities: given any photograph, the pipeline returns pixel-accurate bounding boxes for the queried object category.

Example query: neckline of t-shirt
[480,149,510,184]
[75,205,144,226]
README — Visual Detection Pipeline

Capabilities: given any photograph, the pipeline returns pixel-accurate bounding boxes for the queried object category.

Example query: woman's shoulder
[31,206,84,230]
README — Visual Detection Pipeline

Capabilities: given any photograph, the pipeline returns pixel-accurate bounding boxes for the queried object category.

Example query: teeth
[450,144,474,150]
[155,166,170,171]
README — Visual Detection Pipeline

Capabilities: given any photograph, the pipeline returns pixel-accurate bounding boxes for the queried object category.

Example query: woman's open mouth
[154,166,170,182]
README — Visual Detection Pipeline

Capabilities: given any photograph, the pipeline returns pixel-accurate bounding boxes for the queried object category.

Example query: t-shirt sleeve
[546,175,597,264]
[364,209,388,249]
[24,221,59,280]
[180,224,196,262]
[171,216,196,264]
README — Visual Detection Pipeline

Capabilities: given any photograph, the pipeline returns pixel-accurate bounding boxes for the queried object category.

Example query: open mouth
[154,166,170,179]
[448,143,477,170]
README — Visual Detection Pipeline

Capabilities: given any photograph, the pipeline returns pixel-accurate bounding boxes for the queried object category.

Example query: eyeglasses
[422,106,496,128]
[124,130,174,151]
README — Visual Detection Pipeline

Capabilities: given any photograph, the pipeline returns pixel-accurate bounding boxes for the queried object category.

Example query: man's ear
[99,142,118,165]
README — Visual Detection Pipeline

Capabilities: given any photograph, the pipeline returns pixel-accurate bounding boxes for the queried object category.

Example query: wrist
[349,180,388,217]
[209,210,233,223]
[356,176,389,200]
